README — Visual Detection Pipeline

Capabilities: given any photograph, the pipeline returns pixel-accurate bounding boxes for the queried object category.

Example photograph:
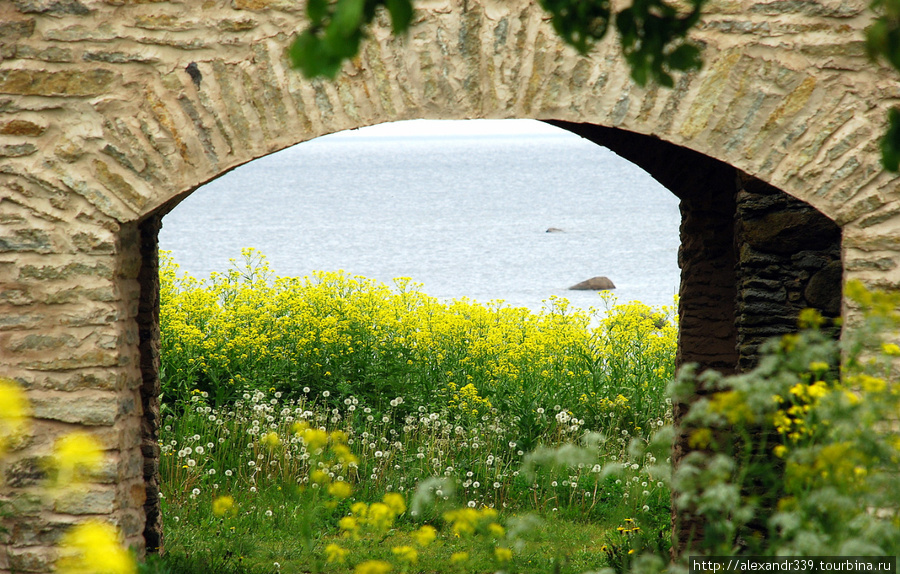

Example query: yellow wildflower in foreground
[366,502,395,532]
[0,378,29,455]
[382,492,406,515]
[310,469,331,484]
[327,481,353,499]
[494,547,513,563]
[260,431,281,448]
[412,525,437,546]
[391,545,418,564]
[450,552,469,564]
[338,516,359,538]
[325,543,349,564]
[56,521,135,574]
[299,427,328,451]
[355,560,392,574]
[52,432,103,483]
[212,495,235,517]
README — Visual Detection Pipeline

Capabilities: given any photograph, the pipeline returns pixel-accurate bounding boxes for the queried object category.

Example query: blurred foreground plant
[666,281,900,561]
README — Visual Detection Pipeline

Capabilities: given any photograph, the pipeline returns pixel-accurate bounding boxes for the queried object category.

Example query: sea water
[159,120,681,315]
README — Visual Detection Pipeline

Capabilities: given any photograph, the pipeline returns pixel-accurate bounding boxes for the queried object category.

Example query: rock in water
[569,276,616,290]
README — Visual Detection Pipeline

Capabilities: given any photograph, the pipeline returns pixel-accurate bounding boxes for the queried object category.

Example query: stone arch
[1,0,897,569]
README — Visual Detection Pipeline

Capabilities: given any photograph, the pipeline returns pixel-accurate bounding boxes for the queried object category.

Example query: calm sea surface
[159,120,681,315]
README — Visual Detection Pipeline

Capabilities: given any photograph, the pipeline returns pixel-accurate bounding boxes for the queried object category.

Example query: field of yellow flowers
[156,249,678,573]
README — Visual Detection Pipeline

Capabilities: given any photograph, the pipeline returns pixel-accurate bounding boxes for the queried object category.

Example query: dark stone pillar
[734,173,842,370]
[138,214,163,553]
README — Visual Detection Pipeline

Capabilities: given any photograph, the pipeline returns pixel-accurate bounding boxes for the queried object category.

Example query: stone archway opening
[133,119,842,555]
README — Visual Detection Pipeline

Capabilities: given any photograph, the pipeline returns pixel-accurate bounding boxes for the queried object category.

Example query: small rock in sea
[569,276,616,290]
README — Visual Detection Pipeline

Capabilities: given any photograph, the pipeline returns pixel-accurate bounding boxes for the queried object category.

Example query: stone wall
[1,0,899,570]
[735,174,842,371]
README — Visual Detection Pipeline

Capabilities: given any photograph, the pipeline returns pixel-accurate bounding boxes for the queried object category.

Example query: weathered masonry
[1,0,899,570]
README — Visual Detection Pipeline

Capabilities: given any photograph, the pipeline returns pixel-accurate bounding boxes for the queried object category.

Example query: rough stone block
[0,17,36,40]
[8,517,72,546]
[8,547,55,573]
[19,261,114,281]
[0,286,35,305]
[30,392,120,425]
[53,485,116,514]
[0,69,117,97]
[0,143,38,157]
[0,228,53,253]
[7,333,80,352]
[6,493,45,516]
[232,0,299,10]
[5,456,50,487]
[13,0,91,15]
[0,119,45,136]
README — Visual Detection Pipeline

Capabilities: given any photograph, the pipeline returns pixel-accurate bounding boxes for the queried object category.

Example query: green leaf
[331,0,367,37]
[289,32,319,76]
[290,31,344,79]
[881,108,900,172]
[386,0,414,34]
[630,61,649,86]
[866,20,889,59]
[667,43,701,71]
[306,0,328,24]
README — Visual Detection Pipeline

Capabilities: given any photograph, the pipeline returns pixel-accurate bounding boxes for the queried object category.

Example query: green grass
[156,513,619,574]
[153,253,677,574]
[155,386,672,573]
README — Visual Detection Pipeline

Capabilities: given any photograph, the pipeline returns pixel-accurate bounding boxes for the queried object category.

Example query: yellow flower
[0,377,29,455]
[56,521,135,574]
[708,391,754,424]
[412,525,437,546]
[488,522,505,537]
[52,432,103,483]
[444,508,479,536]
[310,469,331,484]
[807,381,828,399]
[798,308,824,329]
[494,547,513,563]
[325,543,349,564]
[382,492,406,515]
[366,502,395,532]
[391,545,418,564]
[355,560,392,574]
[450,552,469,565]
[327,481,353,499]
[773,445,788,458]
[688,428,712,449]
[338,516,359,533]
[332,443,359,465]
[212,495,235,517]
[882,343,900,356]
[260,432,281,448]
[301,428,329,451]
[858,374,887,393]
